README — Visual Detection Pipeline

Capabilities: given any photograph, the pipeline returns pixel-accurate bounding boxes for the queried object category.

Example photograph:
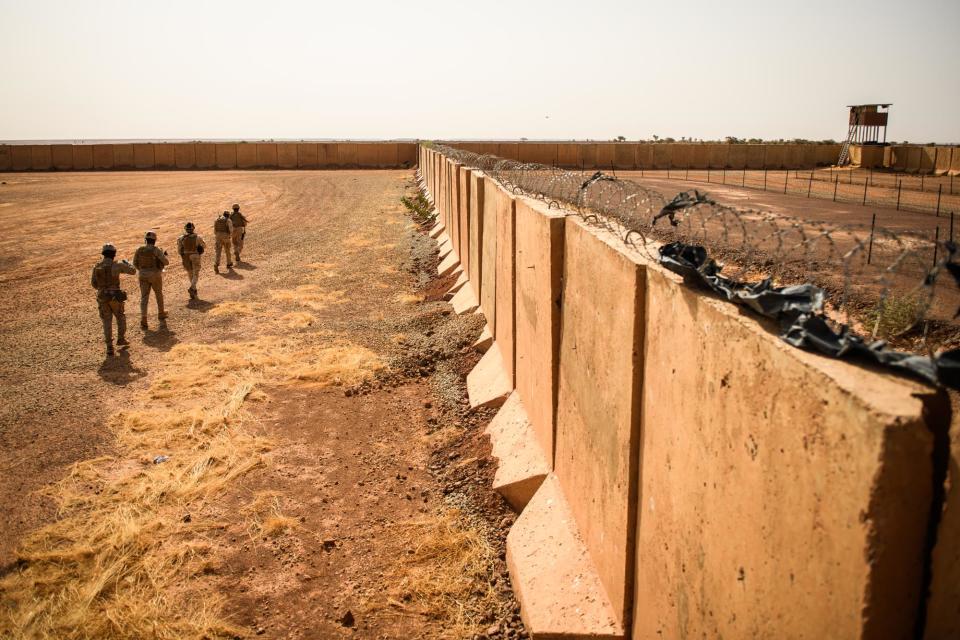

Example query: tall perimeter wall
[446,141,960,175]
[419,144,960,639]
[0,142,417,171]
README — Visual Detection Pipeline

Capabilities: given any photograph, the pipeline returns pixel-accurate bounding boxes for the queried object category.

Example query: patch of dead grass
[0,329,382,638]
[209,300,265,317]
[280,311,316,329]
[269,284,346,310]
[363,508,499,639]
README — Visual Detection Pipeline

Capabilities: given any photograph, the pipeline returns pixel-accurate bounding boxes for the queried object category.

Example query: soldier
[213,210,234,273]
[177,222,206,299]
[229,203,248,262]
[91,243,136,356]
[133,230,169,329]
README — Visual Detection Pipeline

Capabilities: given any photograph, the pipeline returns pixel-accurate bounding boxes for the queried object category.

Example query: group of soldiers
[91,204,249,356]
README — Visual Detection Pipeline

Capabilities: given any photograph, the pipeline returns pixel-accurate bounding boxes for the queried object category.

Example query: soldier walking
[133,230,169,329]
[213,211,234,273]
[178,222,206,299]
[229,203,248,262]
[91,243,136,356]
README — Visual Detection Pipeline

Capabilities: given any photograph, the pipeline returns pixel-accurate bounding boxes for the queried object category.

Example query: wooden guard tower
[838,103,891,165]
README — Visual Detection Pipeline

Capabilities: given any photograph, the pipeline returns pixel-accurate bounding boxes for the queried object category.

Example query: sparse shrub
[401,192,434,223]
[864,294,925,338]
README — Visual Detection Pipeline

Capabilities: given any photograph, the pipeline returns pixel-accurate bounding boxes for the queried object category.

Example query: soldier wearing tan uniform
[177,222,207,300]
[229,203,248,262]
[213,211,234,273]
[91,243,136,356]
[133,230,170,329]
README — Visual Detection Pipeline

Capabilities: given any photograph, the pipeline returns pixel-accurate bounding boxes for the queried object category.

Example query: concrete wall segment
[633,263,935,640]
[51,145,73,170]
[215,144,237,169]
[556,217,645,628]
[195,144,216,168]
[72,145,93,170]
[277,143,298,168]
[512,198,565,466]
[110,144,133,169]
[175,143,196,169]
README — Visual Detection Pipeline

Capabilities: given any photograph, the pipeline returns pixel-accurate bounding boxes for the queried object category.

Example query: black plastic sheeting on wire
[658,241,960,390]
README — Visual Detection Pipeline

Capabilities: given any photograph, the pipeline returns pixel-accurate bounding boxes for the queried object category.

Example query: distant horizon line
[1,138,958,146]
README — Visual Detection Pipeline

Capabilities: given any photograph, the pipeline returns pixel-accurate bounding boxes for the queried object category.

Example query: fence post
[936,184,942,217]
[870,168,873,186]
[833,175,839,202]
[783,170,788,194]
[742,169,746,187]
[933,226,940,266]
[707,167,710,183]
[685,167,689,180]
[723,167,726,184]
[862,179,868,205]
[807,171,813,198]
[896,180,902,210]
[867,213,876,265]
[764,168,768,190]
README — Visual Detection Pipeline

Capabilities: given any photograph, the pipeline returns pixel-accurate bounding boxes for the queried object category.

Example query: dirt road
[0,170,523,639]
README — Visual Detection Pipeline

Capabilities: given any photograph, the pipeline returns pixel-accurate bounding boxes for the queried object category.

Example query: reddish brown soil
[0,170,525,639]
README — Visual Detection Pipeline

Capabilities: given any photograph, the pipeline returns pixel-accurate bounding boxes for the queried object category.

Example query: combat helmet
[232,203,240,211]
[145,230,157,241]
[184,222,195,232]
[101,243,117,256]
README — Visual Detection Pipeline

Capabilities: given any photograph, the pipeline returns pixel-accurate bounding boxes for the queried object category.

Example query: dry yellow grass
[0,325,382,638]
[396,293,421,305]
[343,234,375,248]
[209,300,265,317]
[364,508,500,639]
[269,284,346,310]
[280,311,316,329]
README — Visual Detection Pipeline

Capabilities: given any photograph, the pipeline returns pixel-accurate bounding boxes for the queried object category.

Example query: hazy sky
[1,0,958,143]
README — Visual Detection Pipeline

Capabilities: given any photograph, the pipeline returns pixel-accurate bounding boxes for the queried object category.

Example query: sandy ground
[0,170,525,639]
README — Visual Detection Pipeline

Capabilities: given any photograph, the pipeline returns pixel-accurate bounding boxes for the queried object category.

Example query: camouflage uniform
[177,227,207,299]
[91,253,136,355]
[133,240,169,326]
[213,213,234,271]
[229,206,248,262]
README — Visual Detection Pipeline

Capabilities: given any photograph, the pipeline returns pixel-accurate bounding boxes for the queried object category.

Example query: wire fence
[432,144,960,371]
[604,167,959,218]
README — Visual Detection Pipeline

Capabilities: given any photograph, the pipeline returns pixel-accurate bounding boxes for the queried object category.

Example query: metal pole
[933,226,940,266]
[807,171,813,198]
[896,180,902,210]
[867,213,876,265]
[742,169,745,187]
[784,170,788,194]
[833,175,839,202]
[707,167,710,183]
[764,168,768,190]
[936,184,942,217]
[862,179,868,205]
[723,167,726,184]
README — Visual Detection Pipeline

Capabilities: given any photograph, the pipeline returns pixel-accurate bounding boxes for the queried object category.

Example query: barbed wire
[434,144,960,359]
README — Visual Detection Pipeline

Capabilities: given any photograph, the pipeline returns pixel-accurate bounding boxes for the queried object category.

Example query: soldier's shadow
[221,270,244,280]
[234,261,257,271]
[187,299,215,312]
[97,350,146,386]
[142,324,179,352]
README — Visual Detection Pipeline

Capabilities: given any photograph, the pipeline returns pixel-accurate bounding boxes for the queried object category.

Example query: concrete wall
[444,142,844,170]
[419,144,956,639]
[0,142,418,171]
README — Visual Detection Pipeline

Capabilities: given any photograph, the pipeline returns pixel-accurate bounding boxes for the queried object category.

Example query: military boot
[141,317,148,330]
